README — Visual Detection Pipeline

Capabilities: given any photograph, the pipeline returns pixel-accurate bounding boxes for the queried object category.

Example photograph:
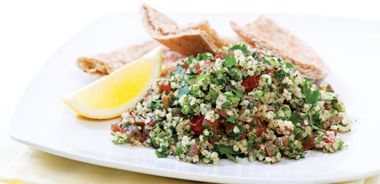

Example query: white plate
[10,13,380,184]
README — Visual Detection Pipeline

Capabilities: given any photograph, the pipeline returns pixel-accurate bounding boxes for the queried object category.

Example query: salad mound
[111,44,351,164]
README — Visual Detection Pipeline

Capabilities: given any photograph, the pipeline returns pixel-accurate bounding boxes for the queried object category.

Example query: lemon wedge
[63,47,162,119]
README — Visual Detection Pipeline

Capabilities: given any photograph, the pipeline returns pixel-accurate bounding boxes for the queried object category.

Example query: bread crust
[141,4,224,56]
[231,16,328,80]
[77,41,185,77]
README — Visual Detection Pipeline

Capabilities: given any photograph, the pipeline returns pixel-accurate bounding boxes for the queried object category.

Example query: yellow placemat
[1,149,379,184]
[0,149,194,184]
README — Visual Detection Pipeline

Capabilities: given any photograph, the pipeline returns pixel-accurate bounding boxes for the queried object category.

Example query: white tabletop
[1,0,380,175]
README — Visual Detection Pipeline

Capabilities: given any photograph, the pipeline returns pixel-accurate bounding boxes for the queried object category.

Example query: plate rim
[11,131,380,184]
[9,12,380,184]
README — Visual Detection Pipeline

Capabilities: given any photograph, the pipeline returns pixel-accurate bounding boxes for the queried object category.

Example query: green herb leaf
[251,51,258,59]
[214,144,237,162]
[198,53,213,61]
[251,90,264,100]
[155,150,169,158]
[226,154,237,162]
[181,106,191,115]
[302,80,320,105]
[309,112,323,130]
[215,145,235,155]
[303,88,320,105]
[263,56,279,65]
[196,74,209,81]
[223,55,236,68]
[311,112,320,125]
[285,62,295,72]
[228,44,249,55]
[226,116,236,124]
[207,88,218,101]
[176,146,184,155]
[189,85,201,97]
[278,105,292,119]
[309,90,321,105]
[294,127,303,139]
[311,124,323,131]
[227,69,241,80]
[275,70,287,80]
[304,79,315,87]
[337,141,345,150]
[333,102,345,112]
[247,135,256,151]
[233,89,244,98]
[155,146,169,158]
[289,112,301,124]
[223,92,240,108]
[149,101,162,110]
[187,56,194,65]
[288,151,306,159]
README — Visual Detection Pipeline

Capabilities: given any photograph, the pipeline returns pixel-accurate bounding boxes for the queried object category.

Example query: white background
[0,0,380,173]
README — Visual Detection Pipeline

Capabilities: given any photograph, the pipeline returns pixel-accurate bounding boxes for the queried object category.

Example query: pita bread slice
[221,36,241,46]
[77,41,185,77]
[141,4,225,56]
[231,16,328,80]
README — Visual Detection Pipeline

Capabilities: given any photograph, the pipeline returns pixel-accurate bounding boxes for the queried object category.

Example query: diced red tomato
[147,121,156,127]
[281,137,289,143]
[134,122,145,130]
[215,51,234,60]
[162,91,174,107]
[324,138,334,143]
[182,63,189,70]
[254,103,263,121]
[222,121,235,135]
[266,149,274,157]
[194,63,202,74]
[265,142,275,157]
[215,51,223,59]
[324,131,336,143]
[255,114,263,122]
[202,119,220,133]
[111,124,124,133]
[239,133,247,139]
[160,84,171,92]
[225,51,234,56]
[242,76,259,92]
[254,102,260,110]
[216,110,227,118]
[189,144,199,156]
[127,111,136,118]
[275,136,289,148]
[204,61,214,67]
[126,125,142,141]
[265,68,275,75]
[255,123,267,137]
[302,136,315,151]
[189,116,204,135]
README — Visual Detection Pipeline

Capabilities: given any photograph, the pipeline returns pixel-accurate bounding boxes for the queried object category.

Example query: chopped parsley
[112,44,351,164]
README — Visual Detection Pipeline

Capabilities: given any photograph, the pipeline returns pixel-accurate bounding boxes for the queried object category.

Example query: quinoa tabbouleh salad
[111,44,351,164]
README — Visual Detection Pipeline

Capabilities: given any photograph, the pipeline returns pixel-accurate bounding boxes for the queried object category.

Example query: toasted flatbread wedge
[221,36,241,46]
[141,4,225,56]
[231,16,328,80]
[77,41,185,77]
